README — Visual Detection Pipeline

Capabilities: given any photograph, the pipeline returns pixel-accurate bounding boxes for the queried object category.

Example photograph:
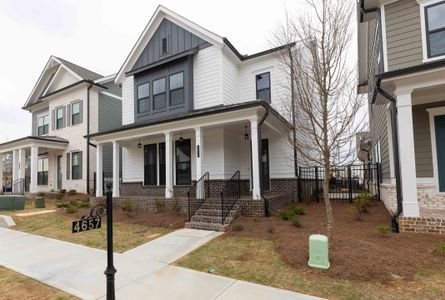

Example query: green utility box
[0,196,25,211]
[308,234,330,269]
[35,197,45,208]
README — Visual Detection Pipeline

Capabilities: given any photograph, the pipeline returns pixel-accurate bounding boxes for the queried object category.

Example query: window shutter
[67,104,71,126]
[79,100,83,124]
[51,110,55,131]
[79,151,83,179]
[66,153,70,180]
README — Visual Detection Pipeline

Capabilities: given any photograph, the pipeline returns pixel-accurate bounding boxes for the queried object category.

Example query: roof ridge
[54,56,103,80]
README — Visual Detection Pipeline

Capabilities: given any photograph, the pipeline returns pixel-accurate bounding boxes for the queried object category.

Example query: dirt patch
[58,207,187,230]
[226,201,445,282]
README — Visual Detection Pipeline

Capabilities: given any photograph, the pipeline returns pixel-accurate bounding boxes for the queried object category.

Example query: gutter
[258,109,270,217]
[86,83,93,194]
[374,79,403,233]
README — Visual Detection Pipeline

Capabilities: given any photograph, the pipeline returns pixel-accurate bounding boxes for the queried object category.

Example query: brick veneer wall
[399,216,445,234]
[270,178,298,199]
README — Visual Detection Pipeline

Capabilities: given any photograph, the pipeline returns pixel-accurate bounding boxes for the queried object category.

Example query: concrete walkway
[0,227,321,300]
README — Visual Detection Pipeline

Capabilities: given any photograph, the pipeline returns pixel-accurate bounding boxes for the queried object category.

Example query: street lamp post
[104,182,116,300]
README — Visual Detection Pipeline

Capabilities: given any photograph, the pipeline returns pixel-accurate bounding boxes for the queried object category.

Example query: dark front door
[159,142,166,185]
[435,115,445,192]
[175,139,191,185]
[261,139,270,191]
[57,155,62,190]
[144,144,157,185]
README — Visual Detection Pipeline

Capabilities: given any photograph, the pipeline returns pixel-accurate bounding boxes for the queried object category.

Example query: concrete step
[185,221,229,232]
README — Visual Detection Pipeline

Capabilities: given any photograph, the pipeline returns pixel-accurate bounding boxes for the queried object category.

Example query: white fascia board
[41,65,62,97]
[51,57,83,81]
[94,74,116,84]
[100,91,122,100]
[115,5,224,85]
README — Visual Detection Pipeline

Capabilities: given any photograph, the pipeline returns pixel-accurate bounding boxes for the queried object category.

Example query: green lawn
[176,236,445,300]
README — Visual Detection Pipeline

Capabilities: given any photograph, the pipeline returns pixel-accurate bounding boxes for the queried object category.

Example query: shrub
[67,189,76,196]
[346,207,362,221]
[279,210,292,221]
[376,224,391,234]
[291,216,301,228]
[353,191,370,214]
[60,189,66,194]
[267,225,274,234]
[432,243,445,256]
[70,200,78,206]
[122,198,135,212]
[66,206,77,214]
[288,204,306,215]
[55,193,64,200]
[171,200,181,213]
[56,202,69,208]
[155,199,166,212]
[78,201,90,208]
[232,223,243,231]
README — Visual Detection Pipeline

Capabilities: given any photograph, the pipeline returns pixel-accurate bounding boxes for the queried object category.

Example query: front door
[56,155,62,190]
[435,115,445,192]
[261,139,270,191]
[144,144,157,185]
[175,139,191,185]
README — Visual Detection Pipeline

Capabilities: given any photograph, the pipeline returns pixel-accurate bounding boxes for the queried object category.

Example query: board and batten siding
[122,75,135,125]
[193,46,223,109]
[385,0,423,71]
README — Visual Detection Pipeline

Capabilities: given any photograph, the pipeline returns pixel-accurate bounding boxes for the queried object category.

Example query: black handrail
[12,178,25,195]
[187,172,210,222]
[220,171,241,224]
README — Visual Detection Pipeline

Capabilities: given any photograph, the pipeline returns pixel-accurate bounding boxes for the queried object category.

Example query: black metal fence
[187,172,210,221]
[298,163,380,202]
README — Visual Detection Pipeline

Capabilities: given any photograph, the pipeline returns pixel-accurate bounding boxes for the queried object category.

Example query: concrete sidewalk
[0,227,322,300]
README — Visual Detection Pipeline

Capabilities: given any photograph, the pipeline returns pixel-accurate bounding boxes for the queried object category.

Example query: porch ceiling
[0,136,68,154]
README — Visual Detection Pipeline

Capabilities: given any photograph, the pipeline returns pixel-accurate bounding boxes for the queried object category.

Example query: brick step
[199,202,240,210]
[185,221,229,232]
[190,214,237,224]
[194,206,240,217]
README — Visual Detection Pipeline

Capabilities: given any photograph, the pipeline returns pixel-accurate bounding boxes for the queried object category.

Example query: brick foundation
[399,216,445,234]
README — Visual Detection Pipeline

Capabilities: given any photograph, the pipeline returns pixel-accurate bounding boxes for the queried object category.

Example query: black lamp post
[104,182,116,300]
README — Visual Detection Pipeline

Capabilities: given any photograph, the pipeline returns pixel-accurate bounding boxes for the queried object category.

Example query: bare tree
[272,0,365,239]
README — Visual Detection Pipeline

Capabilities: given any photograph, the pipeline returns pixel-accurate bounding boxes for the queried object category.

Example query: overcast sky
[0,0,356,142]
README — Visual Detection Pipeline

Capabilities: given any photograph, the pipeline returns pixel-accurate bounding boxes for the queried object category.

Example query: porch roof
[87,101,292,142]
[0,136,68,153]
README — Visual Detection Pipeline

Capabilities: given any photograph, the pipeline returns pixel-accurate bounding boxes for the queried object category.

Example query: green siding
[98,94,122,132]
[102,81,121,97]
[369,103,391,179]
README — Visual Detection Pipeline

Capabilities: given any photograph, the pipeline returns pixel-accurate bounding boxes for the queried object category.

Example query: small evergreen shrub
[60,189,66,194]
[232,223,243,231]
[353,190,371,214]
[67,189,76,196]
[155,199,166,212]
[376,224,391,234]
[279,210,292,221]
[171,200,181,213]
[122,198,135,212]
[432,243,445,256]
[66,206,77,214]
[78,201,90,208]
[291,216,301,228]
[56,202,69,208]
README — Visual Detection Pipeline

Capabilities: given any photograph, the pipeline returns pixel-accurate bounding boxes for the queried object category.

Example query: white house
[0,56,122,194]
[89,6,300,230]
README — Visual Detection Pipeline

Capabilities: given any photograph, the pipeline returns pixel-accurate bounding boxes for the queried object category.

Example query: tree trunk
[323,166,334,240]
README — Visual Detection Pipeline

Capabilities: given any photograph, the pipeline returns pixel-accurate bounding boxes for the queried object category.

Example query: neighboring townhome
[89,5,301,230]
[0,56,122,194]
[357,0,445,233]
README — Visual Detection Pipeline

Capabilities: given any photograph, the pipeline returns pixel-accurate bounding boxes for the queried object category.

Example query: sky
[0,0,357,143]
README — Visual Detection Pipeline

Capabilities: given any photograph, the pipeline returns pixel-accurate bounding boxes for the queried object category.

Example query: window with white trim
[37,114,49,136]
[72,102,81,125]
[425,1,445,58]
[56,107,64,129]
[71,151,82,180]
[374,141,381,164]
[38,157,48,185]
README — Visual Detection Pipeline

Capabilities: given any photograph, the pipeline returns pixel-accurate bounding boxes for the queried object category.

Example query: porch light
[244,126,249,140]
[179,132,184,142]
[137,140,142,149]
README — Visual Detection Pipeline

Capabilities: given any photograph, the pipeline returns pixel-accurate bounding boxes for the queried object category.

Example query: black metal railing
[298,163,380,203]
[12,178,25,195]
[187,172,210,222]
[220,171,241,224]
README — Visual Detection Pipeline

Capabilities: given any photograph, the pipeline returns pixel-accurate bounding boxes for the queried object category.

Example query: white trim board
[426,106,445,193]
[99,91,122,101]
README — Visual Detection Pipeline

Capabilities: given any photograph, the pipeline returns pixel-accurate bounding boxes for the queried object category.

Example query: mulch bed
[226,200,445,282]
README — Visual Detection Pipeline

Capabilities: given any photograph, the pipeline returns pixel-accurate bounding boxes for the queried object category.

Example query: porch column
[250,118,261,200]
[112,141,120,197]
[18,148,26,179]
[12,149,19,182]
[396,89,420,217]
[165,131,173,198]
[195,127,204,199]
[96,144,103,197]
[30,146,38,193]
[0,153,3,191]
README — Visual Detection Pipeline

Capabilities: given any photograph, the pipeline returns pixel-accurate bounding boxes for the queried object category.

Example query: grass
[10,209,173,253]
[176,236,445,300]
[0,266,77,300]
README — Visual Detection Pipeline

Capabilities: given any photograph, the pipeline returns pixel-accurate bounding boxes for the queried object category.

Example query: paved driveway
[0,227,321,300]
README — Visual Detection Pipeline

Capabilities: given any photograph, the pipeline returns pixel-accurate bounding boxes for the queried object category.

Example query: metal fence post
[376,163,381,201]
[297,167,302,201]
[315,166,319,202]
[348,166,353,203]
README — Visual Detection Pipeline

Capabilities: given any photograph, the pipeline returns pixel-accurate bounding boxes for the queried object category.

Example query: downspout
[374,80,403,233]
[86,83,92,194]
[258,109,270,217]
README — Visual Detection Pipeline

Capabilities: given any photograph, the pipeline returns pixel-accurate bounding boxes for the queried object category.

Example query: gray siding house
[357,0,445,233]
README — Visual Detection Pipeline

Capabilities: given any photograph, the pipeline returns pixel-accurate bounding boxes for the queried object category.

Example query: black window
[137,82,150,113]
[256,72,271,102]
[169,72,184,106]
[159,142,166,185]
[426,1,445,58]
[161,38,168,55]
[56,107,64,129]
[175,139,191,185]
[72,102,81,125]
[153,78,167,110]
[37,114,49,136]
[37,157,48,185]
[71,151,82,180]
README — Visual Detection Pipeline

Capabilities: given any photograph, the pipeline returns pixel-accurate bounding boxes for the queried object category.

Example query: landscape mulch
[226,201,445,282]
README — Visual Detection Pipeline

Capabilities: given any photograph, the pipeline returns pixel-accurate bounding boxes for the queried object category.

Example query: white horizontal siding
[193,46,222,109]
[122,75,134,125]
[263,128,294,178]
[222,50,239,105]
[202,128,224,179]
